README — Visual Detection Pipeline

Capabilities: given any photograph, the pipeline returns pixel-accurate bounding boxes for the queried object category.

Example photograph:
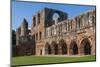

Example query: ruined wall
[31,8,68,55]
[15,8,96,56]
[16,19,35,56]
[43,9,96,56]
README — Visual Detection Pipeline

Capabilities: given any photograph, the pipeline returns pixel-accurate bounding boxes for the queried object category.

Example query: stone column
[78,47,81,56]
[67,46,70,56]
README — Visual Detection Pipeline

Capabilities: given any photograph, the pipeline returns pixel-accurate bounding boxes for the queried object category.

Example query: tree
[12,30,17,57]
[12,30,16,45]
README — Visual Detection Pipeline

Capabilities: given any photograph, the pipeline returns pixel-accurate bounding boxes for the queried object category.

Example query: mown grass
[12,55,96,66]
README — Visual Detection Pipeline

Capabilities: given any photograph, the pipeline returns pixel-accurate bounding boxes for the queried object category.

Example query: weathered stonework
[16,7,96,56]
[16,19,35,56]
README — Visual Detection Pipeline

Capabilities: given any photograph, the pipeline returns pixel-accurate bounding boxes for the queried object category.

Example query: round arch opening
[70,41,78,55]
[81,38,91,55]
[59,39,67,55]
[52,41,58,55]
[45,43,52,55]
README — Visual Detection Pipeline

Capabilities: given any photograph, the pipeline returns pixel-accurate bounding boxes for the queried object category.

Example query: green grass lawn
[12,55,96,66]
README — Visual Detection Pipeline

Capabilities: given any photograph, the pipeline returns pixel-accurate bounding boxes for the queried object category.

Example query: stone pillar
[91,42,96,55]
[78,47,81,56]
[67,47,70,56]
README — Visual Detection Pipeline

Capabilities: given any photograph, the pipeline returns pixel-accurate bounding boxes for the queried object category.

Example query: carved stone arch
[80,38,92,55]
[45,42,52,55]
[51,10,67,22]
[70,41,78,55]
[45,9,67,27]
[59,39,67,55]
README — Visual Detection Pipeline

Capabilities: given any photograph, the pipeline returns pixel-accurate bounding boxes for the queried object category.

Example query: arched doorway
[54,44,58,55]
[59,39,67,55]
[70,41,78,55]
[48,45,52,54]
[45,43,52,55]
[40,49,42,55]
[62,43,67,54]
[52,41,58,55]
[81,38,91,55]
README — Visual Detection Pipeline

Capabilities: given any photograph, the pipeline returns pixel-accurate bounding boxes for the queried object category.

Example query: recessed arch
[59,39,67,55]
[70,41,78,55]
[80,38,91,55]
[51,41,58,55]
[45,42,52,55]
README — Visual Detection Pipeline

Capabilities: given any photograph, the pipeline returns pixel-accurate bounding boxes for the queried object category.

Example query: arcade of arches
[45,38,92,55]
[15,8,95,56]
